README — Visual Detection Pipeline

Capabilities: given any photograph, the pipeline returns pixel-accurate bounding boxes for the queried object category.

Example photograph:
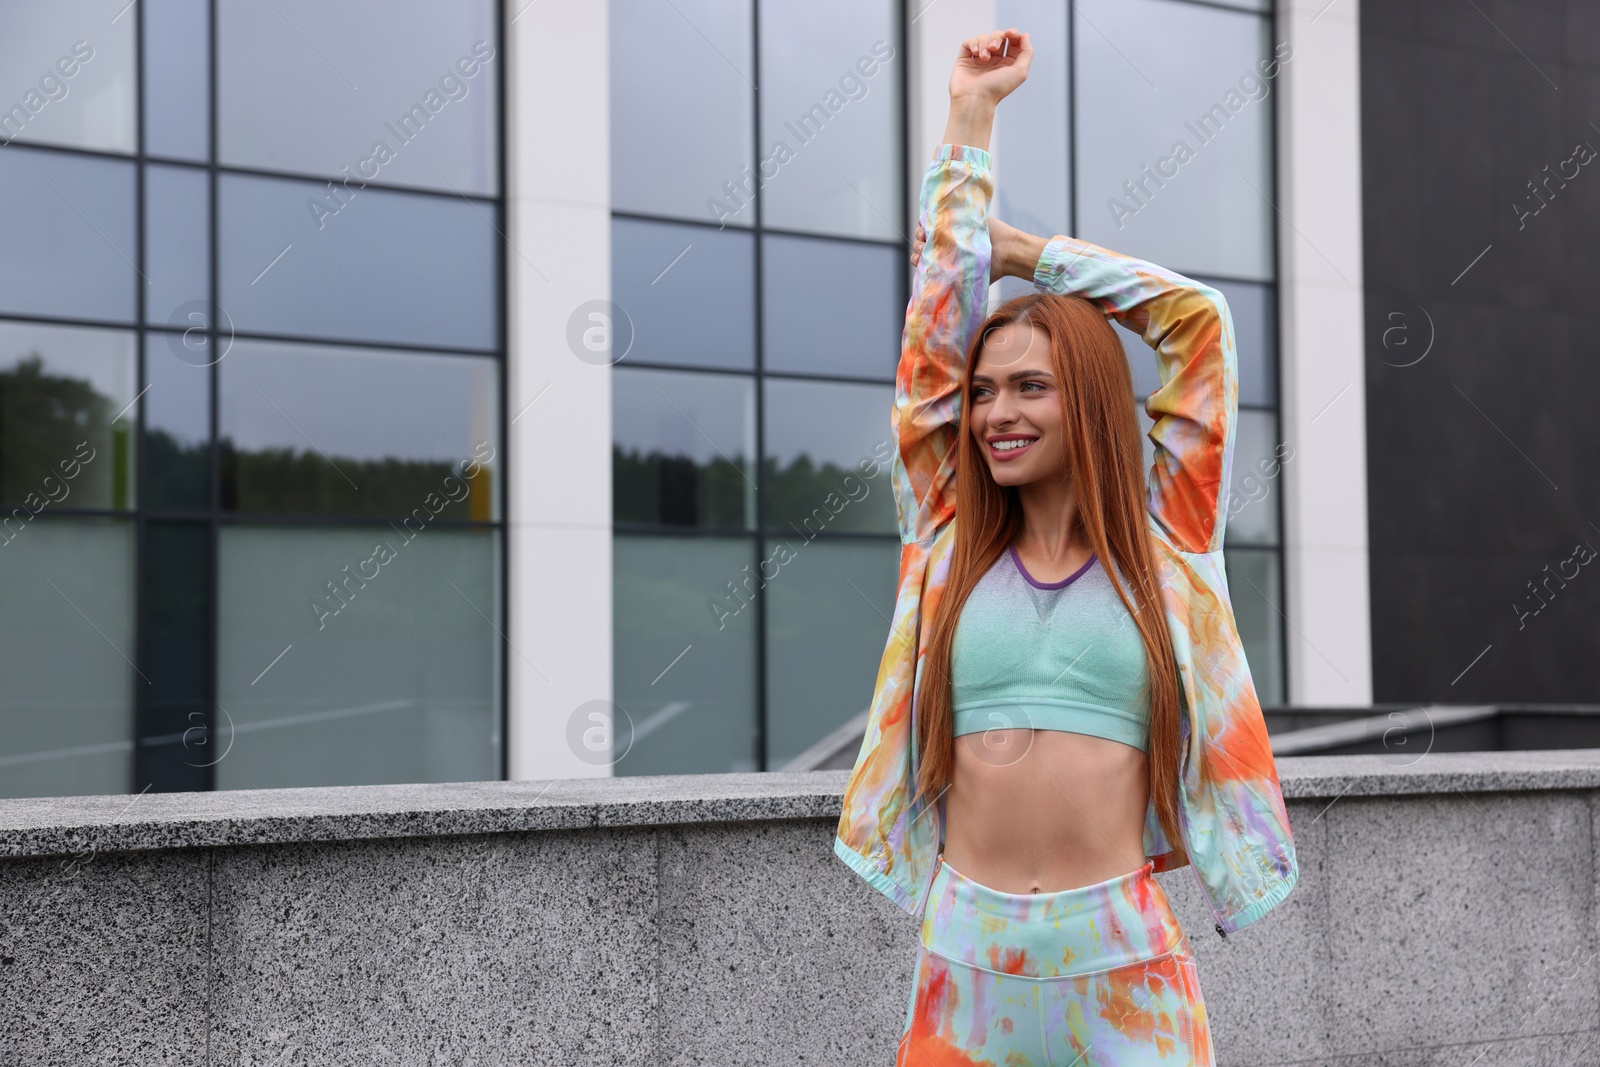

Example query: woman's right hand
[949,29,1032,104]
[940,30,1031,152]
[912,214,1032,286]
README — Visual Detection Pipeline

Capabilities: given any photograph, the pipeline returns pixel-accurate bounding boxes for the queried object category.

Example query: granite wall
[3,753,1599,1066]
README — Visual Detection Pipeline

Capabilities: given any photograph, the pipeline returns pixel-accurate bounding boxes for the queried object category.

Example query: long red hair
[911,291,1185,855]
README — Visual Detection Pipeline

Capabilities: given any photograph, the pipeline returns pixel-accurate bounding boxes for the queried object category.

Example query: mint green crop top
[949,544,1151,751]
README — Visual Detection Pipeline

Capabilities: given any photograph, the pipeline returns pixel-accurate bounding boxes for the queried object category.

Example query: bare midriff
[942,728,1151,894]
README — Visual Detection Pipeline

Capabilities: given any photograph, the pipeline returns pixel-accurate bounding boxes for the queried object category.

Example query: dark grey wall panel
[1361,0,1600,702]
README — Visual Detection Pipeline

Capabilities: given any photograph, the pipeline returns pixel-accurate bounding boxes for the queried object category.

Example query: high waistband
[920,854,1186,979]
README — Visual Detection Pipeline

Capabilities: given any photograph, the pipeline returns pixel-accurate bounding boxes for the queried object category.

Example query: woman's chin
[986,463,1035,486]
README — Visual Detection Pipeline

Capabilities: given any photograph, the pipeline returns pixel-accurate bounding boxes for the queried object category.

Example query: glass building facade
[608,0,908,774]
[0,0,1287,798]
[0,0,505,798]
[608,0,1286,775]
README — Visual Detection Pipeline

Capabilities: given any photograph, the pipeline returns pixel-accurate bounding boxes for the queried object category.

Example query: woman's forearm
[941,94,997,152]
[997,228,1048,281]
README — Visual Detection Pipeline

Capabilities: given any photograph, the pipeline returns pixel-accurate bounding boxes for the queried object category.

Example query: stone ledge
[3,750,1600,859]
[1276,749,1600,797]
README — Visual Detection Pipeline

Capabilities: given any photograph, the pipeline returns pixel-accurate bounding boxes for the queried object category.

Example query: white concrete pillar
[1275,0,1373,704]
[907,0,997,207]
[504,1,615,778]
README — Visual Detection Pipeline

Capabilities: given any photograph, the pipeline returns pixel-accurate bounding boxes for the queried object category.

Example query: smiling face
[968,319,1069,487]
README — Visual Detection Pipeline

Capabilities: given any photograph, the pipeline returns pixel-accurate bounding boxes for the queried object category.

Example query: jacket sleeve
[892,145,995,546]
[1032,236,1237,554]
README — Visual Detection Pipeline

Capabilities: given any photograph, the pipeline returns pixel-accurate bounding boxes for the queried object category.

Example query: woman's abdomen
[942,728,1151,893]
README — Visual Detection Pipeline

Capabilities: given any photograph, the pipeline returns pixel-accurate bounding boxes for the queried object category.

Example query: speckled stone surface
[0,848,209,1066]
[1320,790,1596,1057]
[655,820,912,1067]
[0,771,850,859]
[1166,797,1337,1065]
[6,754,1600,1064]
[1264,1027,1600,1066]
[7,752,1600,860]
[1276,750,1600,800]
[1084,784,1600,1067]
[207,826,659,1067]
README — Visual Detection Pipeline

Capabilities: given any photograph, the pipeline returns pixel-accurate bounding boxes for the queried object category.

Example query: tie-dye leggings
[896,854,1214,1066]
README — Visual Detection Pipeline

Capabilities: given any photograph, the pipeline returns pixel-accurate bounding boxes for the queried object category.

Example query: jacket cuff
[833,835,916,915]
[1218,860,1300,935]
[930,143,993,170]
[1032,234,1086,290]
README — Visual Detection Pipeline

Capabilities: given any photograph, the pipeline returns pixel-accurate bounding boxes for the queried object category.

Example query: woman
[832,28,1299,1066]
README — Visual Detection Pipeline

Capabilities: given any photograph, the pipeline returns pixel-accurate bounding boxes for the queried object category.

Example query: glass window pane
[1206,276,1277,408]
[0,3,136,154]
[139,520,211,791]
[219,173,499,350]
[1222,409,1282,546]
[216,525,501,789]
[0,518,134,799]
[1223,547,1285,705]
[761,235,902,378]
[0,149,136,323]
[613,534,758,774]
[763,537,899,767]
[613,367,755,530]
[143,0,211,161]
[609,0,755,225]
[994,0,1071,234]
[0,321,136,510]
[1074,0,1275,281]
[763,378,896,536]
[145,335,211,512]
[757,0,902,239]
[217,0,498,195]
[145,164,210,328]
[611,217,754,371]
[219,340,499,520]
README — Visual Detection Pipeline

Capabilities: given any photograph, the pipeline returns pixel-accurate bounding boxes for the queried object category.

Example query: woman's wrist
[940,93,997,152]
[998,230,1049,281]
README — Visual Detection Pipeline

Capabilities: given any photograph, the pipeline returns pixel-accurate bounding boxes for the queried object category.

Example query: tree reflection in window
[613,445,748,529]
[219,442,493,521]
[0,355,132,510]
[612,445,896,535]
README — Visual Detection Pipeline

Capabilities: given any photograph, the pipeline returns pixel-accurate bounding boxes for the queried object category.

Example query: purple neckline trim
[1008,544,1096,590]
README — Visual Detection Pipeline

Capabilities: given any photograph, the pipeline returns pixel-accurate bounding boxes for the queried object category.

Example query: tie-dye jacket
[832,144,1298,937]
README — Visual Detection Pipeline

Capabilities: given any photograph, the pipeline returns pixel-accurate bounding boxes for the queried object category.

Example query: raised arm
[990,228,1238,554]
[892,30,1031,546]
